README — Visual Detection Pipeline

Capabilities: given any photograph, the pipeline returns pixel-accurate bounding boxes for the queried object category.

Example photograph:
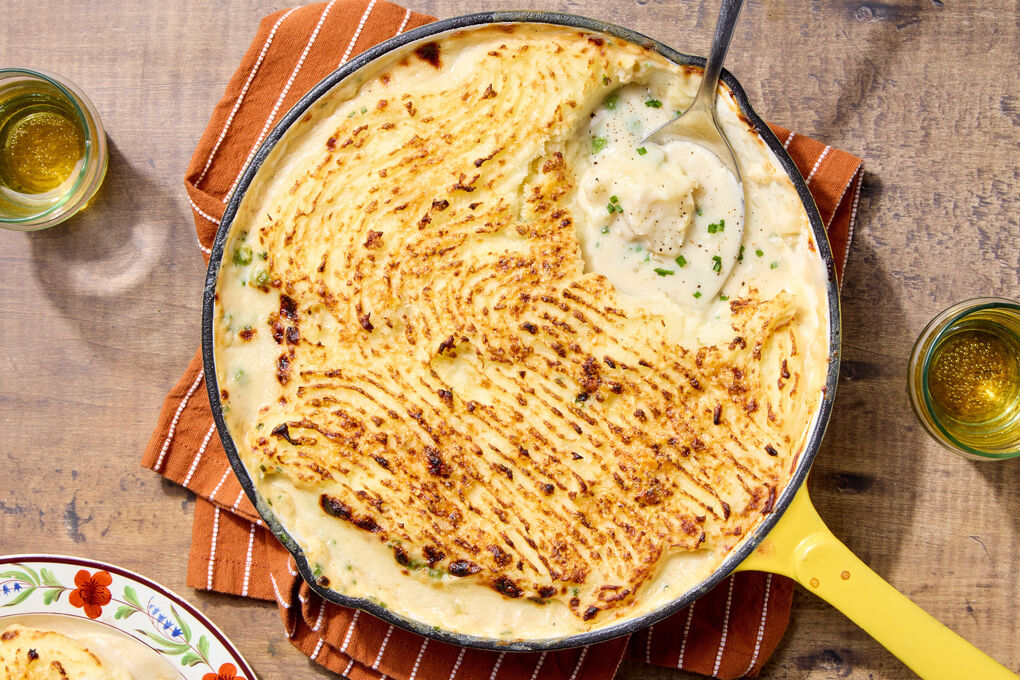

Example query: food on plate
[0,624,125,680]
[213,22,829,639]
[0,622,174,680]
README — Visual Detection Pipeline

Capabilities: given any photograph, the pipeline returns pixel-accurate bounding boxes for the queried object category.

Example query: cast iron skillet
[202,12,1015,678]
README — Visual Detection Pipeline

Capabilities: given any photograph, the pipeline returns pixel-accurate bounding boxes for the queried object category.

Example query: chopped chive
[591,136,608,153]
[675,110,683,117]
[347,111,356,118]
[604,92,619,110]
[360,106,368,114]
[696,207,703,217]
[601,225,610,234]
[636,146,647,156]
[645,98,663,108]
[653,268,675,276]
[693,291,702,299]
[770,261,779,269]
[712,255,722,272]
[737,245,745,262]
[707,219,726,234]
[610,195,619,203]
[643,254,650,262]
[755,248,764,257]
[719,295,729,301]
[606,203,616,214]
[674,254,687,267]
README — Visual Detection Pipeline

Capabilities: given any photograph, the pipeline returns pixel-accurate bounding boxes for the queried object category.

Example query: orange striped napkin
[144,2,863,678]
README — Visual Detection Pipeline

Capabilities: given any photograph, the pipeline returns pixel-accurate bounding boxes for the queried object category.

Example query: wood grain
[1,1,1017,679]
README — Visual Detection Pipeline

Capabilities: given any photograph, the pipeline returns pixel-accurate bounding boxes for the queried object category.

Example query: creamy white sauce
[574,85,743,303]
[215,237,286,430]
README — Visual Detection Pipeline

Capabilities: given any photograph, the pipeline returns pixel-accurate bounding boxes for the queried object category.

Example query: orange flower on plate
[203,663,244,680]
[68,569,112,619]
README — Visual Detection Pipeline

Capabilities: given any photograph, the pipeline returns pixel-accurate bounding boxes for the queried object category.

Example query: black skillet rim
[201,10,842,652]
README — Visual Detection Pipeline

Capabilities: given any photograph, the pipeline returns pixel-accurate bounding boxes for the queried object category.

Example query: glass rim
[916,297,1020,459]
[0,67,104,226]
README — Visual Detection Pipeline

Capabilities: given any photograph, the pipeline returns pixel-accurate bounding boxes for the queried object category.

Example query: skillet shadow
[973,455,1020,539]
[27,139,203,372]
[796,2,937,144]
[757,173,927,679]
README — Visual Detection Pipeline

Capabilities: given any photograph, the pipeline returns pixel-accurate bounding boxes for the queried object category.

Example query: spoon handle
[694,0,745,110]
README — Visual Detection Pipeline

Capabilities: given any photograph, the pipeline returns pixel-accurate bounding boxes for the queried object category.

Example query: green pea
[253,269,271,289]
[233,244,253,266]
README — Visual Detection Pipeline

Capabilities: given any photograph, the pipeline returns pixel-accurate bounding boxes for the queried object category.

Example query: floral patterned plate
[0,555,256,680]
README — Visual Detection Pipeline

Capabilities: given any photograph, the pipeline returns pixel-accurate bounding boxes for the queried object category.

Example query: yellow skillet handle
[736,485,1018,680]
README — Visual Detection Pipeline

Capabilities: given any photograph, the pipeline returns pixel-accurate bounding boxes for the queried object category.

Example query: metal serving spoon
[642,0,746,297]
[642,0,745,182]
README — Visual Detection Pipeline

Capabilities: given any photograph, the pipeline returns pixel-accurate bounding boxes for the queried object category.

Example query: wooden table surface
[1,1,1017,679]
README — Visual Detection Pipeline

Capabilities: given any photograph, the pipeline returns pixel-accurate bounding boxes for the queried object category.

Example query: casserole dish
[201,11,1015,679]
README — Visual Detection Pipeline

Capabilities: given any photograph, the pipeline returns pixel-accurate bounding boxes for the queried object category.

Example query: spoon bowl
[643,0,745,171]
[641,0,746,298]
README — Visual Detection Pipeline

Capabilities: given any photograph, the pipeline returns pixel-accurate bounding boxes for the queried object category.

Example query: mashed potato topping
[213,23,829,639]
